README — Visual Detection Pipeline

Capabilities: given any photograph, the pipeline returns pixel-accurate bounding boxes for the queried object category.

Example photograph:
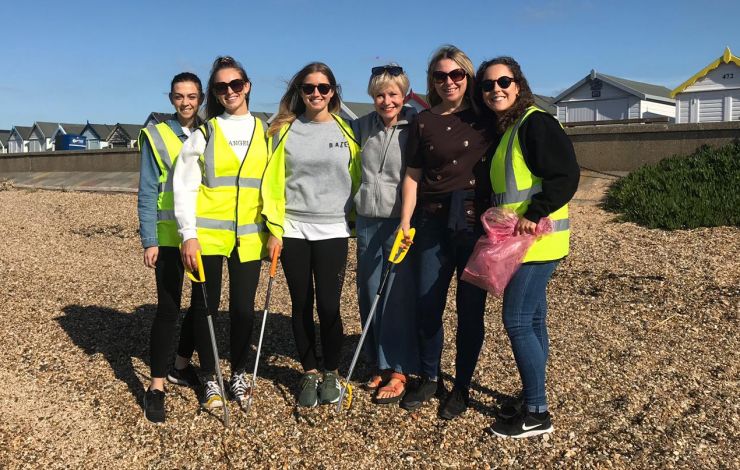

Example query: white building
[7,126,32,153]
[672,47,740,123]
[554,70,675,123]
[0,130,9,154]
[80,123,114,150]
[28,122,60,152]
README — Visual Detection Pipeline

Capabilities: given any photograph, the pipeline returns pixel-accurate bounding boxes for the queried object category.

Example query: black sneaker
[439,386,469,420]
[166,364,201,388]
[400,377,439,411]
[496,394,524,420]
[488,410,554,438]
[200,380,224,410]
[144,388,165,423]
[229,371,252,406]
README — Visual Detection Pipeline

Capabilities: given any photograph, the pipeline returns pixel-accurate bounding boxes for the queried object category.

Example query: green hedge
[603,141,740,229]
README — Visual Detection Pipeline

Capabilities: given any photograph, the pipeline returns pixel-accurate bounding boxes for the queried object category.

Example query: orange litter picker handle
[269,244,280,278]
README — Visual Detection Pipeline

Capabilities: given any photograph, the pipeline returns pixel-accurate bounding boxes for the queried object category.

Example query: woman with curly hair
[474,56,579,438]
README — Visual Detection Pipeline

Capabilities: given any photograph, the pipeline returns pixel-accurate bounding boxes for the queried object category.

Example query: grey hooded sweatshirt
[352,106,416,218]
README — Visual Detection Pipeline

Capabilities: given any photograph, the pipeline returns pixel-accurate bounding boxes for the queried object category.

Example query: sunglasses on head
[481,76,517,91]
[432,68,467,84]
[299,83,333,95]
[371,65,404,77]
[212,79,246,95]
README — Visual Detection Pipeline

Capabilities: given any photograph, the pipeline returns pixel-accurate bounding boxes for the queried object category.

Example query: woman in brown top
[399,45,494,419]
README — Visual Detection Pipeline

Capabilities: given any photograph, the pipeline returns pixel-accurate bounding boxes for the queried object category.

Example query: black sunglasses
[299,83,333,95]
[432,68,467,84]
[481,76,517,91]
[371,65,404,77]
[212,79,246,95]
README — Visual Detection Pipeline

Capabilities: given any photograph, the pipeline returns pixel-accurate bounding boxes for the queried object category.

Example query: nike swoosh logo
[522,423,542,431]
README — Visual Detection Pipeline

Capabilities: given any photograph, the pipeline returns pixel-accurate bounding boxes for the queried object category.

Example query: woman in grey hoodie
[352,65,419,404]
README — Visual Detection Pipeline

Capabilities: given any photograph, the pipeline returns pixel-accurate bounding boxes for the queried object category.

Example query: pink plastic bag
[461,207,552,296]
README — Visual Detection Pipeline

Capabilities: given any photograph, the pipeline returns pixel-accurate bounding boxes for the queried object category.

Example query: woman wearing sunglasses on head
[138,72,204,423]
[350,64,419,404]
[173,56,282,411]
[399,45,495,419]
[264,62,360,408]
[474,57,579,438]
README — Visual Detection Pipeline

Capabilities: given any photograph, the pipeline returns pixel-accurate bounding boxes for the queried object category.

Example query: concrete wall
[0,148,138,173]
[1,121,738,174]
[566,121,740,171]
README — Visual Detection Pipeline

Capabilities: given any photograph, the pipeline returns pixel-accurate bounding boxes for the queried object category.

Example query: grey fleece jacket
[351,106,416,218]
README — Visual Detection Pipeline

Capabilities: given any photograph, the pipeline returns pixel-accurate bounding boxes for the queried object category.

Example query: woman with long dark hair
[264,62,360,407]
[173,56,281,412]
[474,56,579,438]
[138,72,204,423]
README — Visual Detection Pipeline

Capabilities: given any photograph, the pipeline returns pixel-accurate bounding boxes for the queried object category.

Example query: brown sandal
[374,372,406,404]
[363,370,391,391]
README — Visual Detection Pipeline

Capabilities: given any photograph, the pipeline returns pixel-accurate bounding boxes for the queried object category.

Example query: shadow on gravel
[56,305,360,407]
[57,304,157,407]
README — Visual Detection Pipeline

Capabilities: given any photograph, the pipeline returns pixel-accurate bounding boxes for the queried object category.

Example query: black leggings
[149,246,190,378]
[281,237,348,372]
[177,247,261,376]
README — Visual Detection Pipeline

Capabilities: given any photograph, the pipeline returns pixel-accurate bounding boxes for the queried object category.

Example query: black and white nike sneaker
[488,410,554,438]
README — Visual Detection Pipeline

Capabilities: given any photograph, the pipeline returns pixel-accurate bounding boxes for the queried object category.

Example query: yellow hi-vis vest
[138,122,183,247]
[195,117,270,262]
[490,106,570,262]
[261,113,361,238]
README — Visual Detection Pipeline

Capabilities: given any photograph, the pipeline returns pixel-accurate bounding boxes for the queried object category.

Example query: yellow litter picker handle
[185,250,206,283]
[389,228,415,264]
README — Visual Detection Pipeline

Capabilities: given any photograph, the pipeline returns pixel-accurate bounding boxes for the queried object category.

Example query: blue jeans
[414,212,487,389]
[356,216,419,374]
[502,261,559,413]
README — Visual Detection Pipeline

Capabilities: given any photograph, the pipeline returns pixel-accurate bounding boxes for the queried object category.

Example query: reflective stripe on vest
[139,123,183,247]
[490,106,570,261]
[195,117,270,261]
[201,120,261,189]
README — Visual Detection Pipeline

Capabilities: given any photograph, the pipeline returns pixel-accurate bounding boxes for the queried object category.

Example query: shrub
[603,141,740,229]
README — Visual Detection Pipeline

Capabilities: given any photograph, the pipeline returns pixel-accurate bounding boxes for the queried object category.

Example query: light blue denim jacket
[137,119,188,248]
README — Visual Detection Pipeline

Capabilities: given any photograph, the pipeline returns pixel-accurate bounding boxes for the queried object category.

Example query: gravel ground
[0,183,737,469]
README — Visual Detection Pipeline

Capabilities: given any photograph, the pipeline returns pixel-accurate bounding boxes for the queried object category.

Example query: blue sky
[1,0,738,130]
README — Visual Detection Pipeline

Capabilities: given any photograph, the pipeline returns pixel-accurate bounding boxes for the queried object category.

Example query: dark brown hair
[169,72,204,126]
[268,62,341,136]
[474,56,535,133]
[205,56,250,119]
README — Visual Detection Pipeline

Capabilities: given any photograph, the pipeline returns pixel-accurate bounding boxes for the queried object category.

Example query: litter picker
[186,250,230,427]
[336,228,416,412]
[243,246,281,415]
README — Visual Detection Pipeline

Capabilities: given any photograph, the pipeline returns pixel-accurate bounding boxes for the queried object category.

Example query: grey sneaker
[298,372,320,407]
[318,370,341,404]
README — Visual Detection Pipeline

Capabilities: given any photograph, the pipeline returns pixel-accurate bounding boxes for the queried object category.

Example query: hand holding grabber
[336,228,416,412]
[244,244,281,415]
[185,250,230,427]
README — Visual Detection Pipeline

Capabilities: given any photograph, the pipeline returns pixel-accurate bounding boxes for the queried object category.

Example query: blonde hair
[268,62,341,137]
[426,45,475,107]
[367,64,410,97]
